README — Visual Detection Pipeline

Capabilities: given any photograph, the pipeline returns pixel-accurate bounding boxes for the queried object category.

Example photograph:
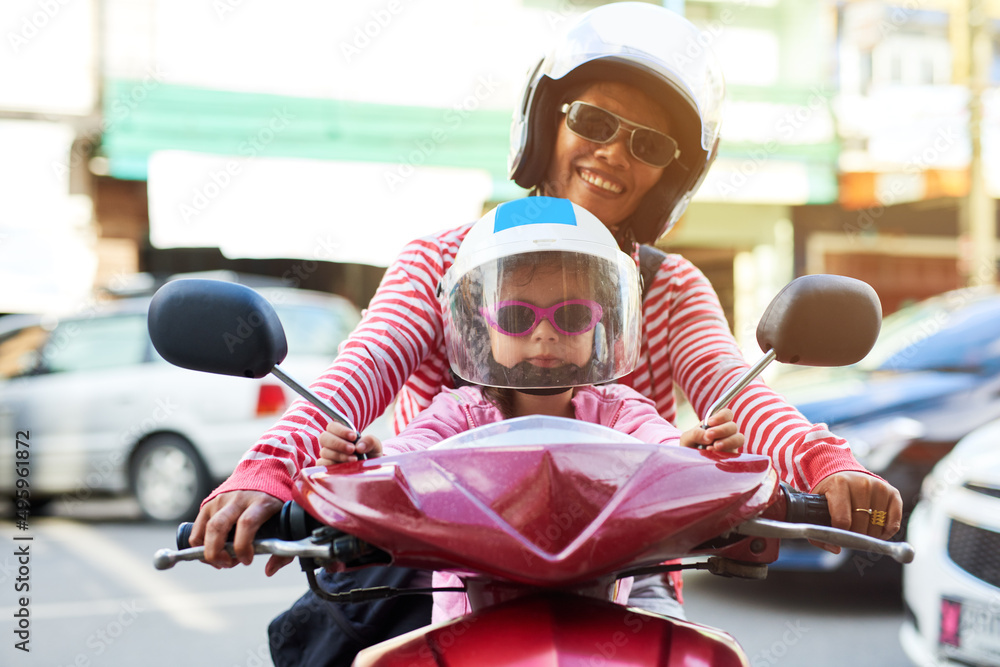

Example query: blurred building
[797,0,1000,314]
[0,1,101,314]
[2,0,997,349]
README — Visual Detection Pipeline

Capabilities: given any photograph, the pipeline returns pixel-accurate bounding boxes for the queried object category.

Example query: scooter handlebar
[175,500,322,550]
[155,501,333,570]
[780,485,831,526]
[153,536,336,571]
[735,517,915,564]
[767,484,913,563]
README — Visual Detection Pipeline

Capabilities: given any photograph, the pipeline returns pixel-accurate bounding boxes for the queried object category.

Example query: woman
[192,0,900,614]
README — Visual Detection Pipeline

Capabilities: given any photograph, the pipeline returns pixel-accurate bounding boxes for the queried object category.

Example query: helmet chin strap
[517,387,573,396]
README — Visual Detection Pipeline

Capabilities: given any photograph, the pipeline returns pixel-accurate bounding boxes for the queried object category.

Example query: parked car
[0,275,390,523]
[763,285,1000,575]
[900,417,1000,667]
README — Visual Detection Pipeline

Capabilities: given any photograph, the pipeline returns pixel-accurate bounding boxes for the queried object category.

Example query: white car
[0,278,391,523]
[901,417,1000,666]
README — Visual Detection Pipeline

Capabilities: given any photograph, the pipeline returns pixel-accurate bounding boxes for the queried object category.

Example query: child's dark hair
[450,250,623,416]
[482,386,517,419]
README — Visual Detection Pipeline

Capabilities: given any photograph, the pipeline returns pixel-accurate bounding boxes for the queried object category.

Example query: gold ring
[854,508,886,527]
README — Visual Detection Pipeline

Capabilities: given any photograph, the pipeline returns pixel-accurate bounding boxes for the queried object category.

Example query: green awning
[100,79,522,199]
[100,79,839,205]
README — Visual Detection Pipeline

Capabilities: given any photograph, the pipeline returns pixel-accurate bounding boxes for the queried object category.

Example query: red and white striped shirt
[209,222,868,502]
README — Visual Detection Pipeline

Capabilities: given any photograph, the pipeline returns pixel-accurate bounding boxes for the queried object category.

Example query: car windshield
[0,314,150,378]
[273,302,360,357]
[857,288,1000,373]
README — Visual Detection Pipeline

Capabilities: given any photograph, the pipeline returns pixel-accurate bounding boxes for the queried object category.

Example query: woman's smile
[577,167,624,195]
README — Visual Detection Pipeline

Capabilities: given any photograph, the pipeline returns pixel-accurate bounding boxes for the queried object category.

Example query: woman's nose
[593,130,631,167]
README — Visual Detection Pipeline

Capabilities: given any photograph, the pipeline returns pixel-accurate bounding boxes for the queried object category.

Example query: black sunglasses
[561,101,680,168]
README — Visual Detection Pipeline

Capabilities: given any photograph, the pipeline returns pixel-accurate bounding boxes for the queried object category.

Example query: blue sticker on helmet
[493,197,577,233]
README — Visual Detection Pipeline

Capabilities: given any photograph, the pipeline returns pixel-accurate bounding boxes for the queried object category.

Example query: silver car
[0,278,388,523]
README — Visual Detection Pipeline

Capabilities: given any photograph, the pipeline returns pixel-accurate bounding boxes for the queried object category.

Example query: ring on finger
[854,507,887,527]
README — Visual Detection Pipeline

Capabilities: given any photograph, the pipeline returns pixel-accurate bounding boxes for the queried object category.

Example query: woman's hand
[317,422,383,465]
[809,471,904,553]
[679,408,744,452]
[189,490,291,574]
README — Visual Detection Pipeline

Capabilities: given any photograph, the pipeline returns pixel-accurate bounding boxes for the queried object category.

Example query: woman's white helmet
[508,2,725,244]
[441,197,642,389]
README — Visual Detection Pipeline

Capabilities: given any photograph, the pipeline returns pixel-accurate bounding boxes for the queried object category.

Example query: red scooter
[148,275,913,666]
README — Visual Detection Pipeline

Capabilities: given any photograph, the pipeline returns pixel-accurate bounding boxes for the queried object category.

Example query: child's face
[485,266,598,371]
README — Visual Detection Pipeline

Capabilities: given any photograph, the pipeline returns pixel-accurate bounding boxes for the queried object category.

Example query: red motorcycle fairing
[354,593,748,666]
[295,443,779,586]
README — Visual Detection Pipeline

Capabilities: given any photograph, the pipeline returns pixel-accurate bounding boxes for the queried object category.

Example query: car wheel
[130,435,210,523]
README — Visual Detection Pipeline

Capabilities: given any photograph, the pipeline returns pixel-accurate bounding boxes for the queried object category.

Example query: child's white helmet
[441,197,642,389]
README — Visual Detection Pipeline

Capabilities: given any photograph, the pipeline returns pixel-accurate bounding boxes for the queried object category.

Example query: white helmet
[508,2,725,243]
[441,197,642,389]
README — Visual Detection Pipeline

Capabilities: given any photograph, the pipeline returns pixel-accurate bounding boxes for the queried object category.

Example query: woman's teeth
[580,170,623,194]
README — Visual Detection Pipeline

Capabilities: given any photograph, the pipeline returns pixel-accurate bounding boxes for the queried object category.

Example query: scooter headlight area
[901,419,1000,667]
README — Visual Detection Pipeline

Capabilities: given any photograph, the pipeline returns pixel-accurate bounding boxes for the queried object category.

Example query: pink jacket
[382,384,681,455]
[380,383,682,624]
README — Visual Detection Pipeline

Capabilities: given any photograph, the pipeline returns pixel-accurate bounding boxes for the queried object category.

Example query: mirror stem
[270,364,360,435]
[700,349,777,429]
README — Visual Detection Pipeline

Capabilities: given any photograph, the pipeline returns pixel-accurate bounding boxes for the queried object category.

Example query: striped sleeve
[632,254,869,491]
[204,224,472,503]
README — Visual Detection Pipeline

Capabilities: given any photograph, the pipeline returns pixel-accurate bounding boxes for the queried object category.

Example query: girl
[319,197,741,462]
[316,197,743,623]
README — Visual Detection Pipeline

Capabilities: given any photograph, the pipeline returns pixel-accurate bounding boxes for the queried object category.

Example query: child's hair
[481,385,517,419]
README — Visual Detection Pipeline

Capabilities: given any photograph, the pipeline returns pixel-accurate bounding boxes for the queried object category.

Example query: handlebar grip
[176,522,195,550]
[175,500,322,549]
[782,485,832,526]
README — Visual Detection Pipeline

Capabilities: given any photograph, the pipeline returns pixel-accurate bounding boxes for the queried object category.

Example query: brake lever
[152,537,332,570]
[733,517,915,564]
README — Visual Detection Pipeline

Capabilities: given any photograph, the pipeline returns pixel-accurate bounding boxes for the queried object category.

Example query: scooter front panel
[296,443,778,586]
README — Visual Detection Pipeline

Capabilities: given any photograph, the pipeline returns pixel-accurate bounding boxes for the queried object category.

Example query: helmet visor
[444,249,641,389]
